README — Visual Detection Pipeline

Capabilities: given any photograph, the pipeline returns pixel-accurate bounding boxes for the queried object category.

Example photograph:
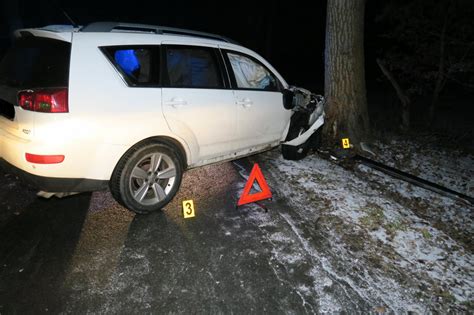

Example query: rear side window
[0,37,71,89]
[226,52,279,91]
[163,46,224,89]
[101,46,159,86]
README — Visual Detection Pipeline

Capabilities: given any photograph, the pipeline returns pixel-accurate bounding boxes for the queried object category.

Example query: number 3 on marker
[182,200,195,218]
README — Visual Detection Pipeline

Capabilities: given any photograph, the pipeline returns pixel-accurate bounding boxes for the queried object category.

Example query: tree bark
[323,0,370,146]
[376,59,410,130]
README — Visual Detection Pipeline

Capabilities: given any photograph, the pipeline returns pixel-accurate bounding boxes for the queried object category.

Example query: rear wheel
[110,142,183,214]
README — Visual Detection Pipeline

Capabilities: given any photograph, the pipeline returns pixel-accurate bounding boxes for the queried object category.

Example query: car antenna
[62,10,78,28]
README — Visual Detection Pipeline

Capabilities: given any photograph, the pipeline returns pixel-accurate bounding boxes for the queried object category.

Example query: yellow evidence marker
[182,200,195,218]
[341,138,351,149]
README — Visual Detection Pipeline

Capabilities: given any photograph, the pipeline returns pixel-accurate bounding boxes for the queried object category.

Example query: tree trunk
[323,0,370,146]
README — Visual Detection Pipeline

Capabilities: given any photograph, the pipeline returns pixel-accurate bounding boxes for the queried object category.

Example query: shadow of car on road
[0,187,91,314]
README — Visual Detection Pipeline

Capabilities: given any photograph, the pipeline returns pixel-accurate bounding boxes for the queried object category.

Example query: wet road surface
[0,158,373,314]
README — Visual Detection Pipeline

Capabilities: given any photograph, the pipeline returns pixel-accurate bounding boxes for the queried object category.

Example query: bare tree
[376,58,410,130]
[376,0,474,127]
[323,0,370,146]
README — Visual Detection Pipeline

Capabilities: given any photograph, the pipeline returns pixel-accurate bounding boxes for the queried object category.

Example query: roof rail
[81,22,238,44]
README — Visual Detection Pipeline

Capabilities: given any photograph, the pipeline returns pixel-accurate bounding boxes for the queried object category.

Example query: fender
[159,116,200,165]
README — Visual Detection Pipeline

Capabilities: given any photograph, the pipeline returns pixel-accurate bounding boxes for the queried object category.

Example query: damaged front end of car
[281,86,325,160]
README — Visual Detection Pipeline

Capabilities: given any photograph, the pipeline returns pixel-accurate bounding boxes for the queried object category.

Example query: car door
[161,44,237,162]
[223,50,291,150]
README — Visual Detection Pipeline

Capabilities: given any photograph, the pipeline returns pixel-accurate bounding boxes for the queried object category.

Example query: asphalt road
[0,158,373,314]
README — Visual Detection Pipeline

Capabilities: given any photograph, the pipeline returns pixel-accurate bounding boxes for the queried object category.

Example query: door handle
[164,98,187,108]
[236,98,253,108]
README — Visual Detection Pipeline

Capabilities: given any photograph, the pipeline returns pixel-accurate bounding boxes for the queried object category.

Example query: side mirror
[283,89,295,110]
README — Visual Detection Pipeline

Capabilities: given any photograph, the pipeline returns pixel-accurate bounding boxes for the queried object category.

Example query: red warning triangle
[238,163,272,206]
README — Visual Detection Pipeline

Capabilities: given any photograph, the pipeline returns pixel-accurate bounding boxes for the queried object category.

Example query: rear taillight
[25,153,65,164]
[18,88,68,113]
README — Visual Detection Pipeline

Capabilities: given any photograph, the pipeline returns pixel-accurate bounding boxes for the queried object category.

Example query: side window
[226,52,278,91]
[101,46,159,86]
[164,46,224,89]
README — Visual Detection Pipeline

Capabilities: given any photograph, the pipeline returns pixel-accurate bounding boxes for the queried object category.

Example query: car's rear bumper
[0,158,108,192]
[0,116,124,191]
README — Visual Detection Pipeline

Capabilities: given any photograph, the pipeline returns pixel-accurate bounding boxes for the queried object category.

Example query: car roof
[80,22,239,45]
[15,22,239,46]
[12,22,289,88]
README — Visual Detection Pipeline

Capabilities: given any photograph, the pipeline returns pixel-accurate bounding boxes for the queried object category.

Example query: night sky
[0,0,327,91]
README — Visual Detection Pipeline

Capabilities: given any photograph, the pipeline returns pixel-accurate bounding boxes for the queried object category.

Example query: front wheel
[281,126,310,160]
[282,125,322,160]
[109,142,183,214]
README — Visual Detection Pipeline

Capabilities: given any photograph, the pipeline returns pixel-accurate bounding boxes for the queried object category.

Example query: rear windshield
[0,37,71,89]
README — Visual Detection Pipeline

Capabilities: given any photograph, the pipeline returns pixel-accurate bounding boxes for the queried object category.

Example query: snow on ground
[371,135,473,196]
[250,137,473,313]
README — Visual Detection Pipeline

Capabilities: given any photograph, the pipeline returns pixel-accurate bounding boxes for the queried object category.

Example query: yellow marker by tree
[342,138,351,149]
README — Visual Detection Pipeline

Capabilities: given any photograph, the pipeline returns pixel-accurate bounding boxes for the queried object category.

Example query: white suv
[0,22,324,213]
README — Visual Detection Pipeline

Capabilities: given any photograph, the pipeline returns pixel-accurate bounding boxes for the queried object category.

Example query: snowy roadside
[370,135,474,197]
[251,138,473,313]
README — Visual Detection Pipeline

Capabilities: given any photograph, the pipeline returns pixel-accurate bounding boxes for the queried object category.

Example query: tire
[109,142,183,214]
[282,126,310,160]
